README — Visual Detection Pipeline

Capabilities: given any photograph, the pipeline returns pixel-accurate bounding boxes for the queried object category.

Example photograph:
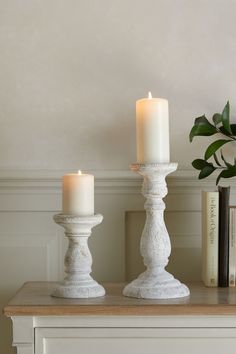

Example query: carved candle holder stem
[52,214,105,298]
[123,163,190,299]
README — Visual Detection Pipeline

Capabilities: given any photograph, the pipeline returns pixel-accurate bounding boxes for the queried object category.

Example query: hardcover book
[202,191,219,287]
[218,186,230,287]
[229,206,236,287]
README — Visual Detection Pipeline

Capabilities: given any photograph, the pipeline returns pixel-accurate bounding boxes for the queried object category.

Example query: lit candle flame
[148,92,152,99]
[78,170,82,175]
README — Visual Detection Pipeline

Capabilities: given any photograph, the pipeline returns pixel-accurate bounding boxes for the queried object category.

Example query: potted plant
[189,101,236,185]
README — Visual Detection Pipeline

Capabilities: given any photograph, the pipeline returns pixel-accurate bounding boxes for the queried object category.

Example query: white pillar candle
[62,171,94,216]
[136,92,170,164]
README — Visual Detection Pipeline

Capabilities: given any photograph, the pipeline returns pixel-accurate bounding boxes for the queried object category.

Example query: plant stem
[216,127,236,140]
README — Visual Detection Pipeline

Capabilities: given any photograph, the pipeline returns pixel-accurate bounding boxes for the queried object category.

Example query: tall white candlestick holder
[52,214,105,298]
[123,163,190,299]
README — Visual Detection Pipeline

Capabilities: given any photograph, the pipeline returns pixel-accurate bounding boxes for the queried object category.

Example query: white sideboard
[4,282,236,354]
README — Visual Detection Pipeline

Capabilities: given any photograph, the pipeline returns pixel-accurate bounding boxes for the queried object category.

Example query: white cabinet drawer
[35,327,236,354]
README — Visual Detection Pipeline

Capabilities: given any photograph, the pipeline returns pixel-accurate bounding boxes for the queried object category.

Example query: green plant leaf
[198,165,216,179]
[204,139,231,160]
[219,124,236,136]
[213,153,221,166]
[213,113,222,126]
[192,159,210,170]
[189,115,218,142]
[230,124,236,136]
[216,165,236,185]
[189,101,236,185]
[222,101,232,134]
[216,172,223,185]
[219,126,230,136]
[194,115,216,127]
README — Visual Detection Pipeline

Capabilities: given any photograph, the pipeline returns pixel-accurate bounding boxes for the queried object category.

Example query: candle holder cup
[52,214,105,298]
[123,163,190,299]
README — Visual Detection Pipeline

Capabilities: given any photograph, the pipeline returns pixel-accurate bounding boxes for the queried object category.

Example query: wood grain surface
[4,282,236,316]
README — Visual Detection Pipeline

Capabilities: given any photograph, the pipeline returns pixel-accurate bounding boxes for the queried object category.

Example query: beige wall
[1,0,236,171]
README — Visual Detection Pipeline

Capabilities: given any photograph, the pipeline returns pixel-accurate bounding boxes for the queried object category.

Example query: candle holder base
[123,163,190,300]
[123,269,189,299]
[52,279,105,299]
[52,214,105,299]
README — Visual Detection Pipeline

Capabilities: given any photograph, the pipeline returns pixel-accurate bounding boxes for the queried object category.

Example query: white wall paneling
[1,169,236,354]
[0,233,60,281]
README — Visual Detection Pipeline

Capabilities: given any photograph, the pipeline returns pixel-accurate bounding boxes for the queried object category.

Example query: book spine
[229,207,236,287]
[218,186,230,287]
[202,191,219,287]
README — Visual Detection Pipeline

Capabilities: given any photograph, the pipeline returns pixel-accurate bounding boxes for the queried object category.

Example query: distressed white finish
[123,163,190,299]
[52,214,105,298]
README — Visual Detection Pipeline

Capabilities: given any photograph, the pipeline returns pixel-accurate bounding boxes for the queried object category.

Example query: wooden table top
[4,282,236,316]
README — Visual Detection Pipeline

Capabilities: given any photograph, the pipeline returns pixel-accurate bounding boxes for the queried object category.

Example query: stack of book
[202,186,236,287]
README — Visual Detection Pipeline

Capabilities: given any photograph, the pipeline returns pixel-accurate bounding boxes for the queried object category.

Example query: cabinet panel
[35,328,236,354]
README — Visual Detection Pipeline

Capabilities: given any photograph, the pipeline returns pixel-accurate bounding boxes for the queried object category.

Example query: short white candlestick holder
[52,213,105,298]
[123,163,190,299]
